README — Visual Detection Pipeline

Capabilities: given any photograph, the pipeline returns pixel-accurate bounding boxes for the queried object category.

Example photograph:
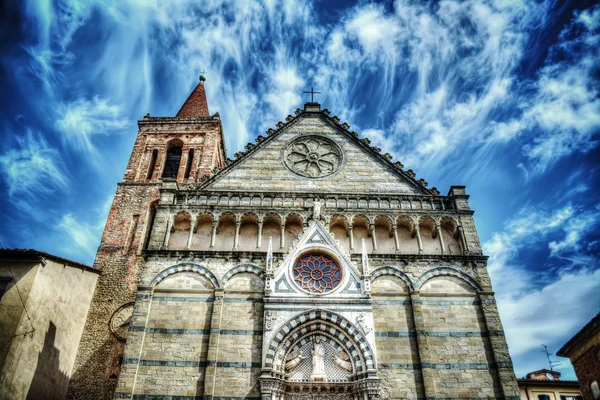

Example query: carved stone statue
[355,312,372,335]
[285,351,304,371]
[332,352,352,372]
[312,200,322,220]
[310,336,327,381]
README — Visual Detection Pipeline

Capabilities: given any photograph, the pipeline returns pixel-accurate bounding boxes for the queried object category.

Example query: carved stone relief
[284,136,342,178]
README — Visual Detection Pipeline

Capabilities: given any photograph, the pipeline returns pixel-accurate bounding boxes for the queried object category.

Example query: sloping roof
[558,313,600,357]
[517,379,579,385]
[199,103,440,196]
[176,77,209,118]
[0,249,98,274]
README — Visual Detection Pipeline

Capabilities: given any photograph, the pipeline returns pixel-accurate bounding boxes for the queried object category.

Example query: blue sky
[0,0,598,381]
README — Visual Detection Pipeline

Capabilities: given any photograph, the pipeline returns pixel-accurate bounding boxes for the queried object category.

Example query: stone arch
[329,214,349,250]
[418,215,439,254]
[351,214,371,254]
[396,215,418,254]
[168,210,192,250]
[415,267,482,291]
[215,212,236,251]
[151,263,220,288]
[374,215,394,254]
[440,216,462,255]
[222,264,265,284]
[190,212,214,250]
[283,213,303,251]
[260,213,281,251]
[264,309,375,374]
[371,266,415,292]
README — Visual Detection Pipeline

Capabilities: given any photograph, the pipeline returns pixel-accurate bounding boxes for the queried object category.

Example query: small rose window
[292,254,342,294]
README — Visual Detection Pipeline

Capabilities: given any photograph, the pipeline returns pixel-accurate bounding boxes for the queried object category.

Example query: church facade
[67,76,520,400]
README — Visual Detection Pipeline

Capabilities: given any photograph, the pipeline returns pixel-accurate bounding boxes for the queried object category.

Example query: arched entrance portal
[260,310,380,400]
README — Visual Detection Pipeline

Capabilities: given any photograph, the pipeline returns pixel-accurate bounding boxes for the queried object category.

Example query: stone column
[414,224,423,254]
[186,215,197,250]
[457,225,469,254]
[410,291,435,399]
[436,223,445,254]
[209,220,218,249]
[257,220,263,249]
[203,288,224,399]
[348,226,355,251]
[279,224,285,249]
[392,225,400,253]
[479,292,520,399]
[370,223,377,251]
[162,214,173,250]
[233,220,241,250]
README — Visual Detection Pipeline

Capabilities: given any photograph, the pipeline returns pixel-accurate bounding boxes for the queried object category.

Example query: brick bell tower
[67,74,226,399]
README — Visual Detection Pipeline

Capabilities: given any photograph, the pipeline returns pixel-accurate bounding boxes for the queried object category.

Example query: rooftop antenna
[541,344,561,370]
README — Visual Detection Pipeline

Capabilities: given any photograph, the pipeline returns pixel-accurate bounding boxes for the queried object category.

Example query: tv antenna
[541,344,561,370]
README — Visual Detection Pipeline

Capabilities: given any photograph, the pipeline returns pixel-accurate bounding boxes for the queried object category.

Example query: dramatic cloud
[0,129,69,200]
[484,203,600,378]
[1,0,598,378]
[55,97,128,155]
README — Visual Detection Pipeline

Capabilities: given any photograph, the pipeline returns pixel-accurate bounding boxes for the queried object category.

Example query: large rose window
[292,254,342,294]
[284,136,342,178]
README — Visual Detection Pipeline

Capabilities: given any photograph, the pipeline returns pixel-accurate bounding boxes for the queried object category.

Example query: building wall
[0,259,98,400]
[518,382,582,400]
[0,262,37,369]
[570,336,600,400]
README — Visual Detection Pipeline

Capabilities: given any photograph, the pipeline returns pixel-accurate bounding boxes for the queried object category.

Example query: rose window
[292,254,342,294]
[284,136,342,178]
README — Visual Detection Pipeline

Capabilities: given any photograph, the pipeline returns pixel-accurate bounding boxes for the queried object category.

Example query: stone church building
[66,75,520,400]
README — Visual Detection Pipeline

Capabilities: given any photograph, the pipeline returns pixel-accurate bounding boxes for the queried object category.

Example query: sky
[0,0,599,381]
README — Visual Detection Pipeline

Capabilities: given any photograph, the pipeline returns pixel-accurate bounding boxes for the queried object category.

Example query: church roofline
[199,103,440,196]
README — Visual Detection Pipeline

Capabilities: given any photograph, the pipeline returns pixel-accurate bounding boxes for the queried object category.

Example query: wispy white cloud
[484,202,600,378]
[55,96,129,155]
[0,129,69,200]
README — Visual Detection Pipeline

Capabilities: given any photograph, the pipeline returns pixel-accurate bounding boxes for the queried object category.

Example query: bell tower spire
[176,72,209,117]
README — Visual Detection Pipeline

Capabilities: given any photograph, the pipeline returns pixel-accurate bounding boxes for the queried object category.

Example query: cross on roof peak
[303,87,321,103]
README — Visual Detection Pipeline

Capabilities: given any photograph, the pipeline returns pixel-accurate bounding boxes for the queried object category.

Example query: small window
[538,395,551,400]
[147,149,158,180]
[184,149,194,179]
[162,142,183,179]
[591,381,600,400]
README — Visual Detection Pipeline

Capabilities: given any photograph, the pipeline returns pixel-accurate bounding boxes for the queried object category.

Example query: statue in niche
[332,351,352,372]
[310,336,327,381]
[312,200,321,220]
[285,351,304,371]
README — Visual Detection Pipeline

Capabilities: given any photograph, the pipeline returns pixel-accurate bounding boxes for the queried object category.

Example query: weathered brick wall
[67,114,224,400]
[572,344,600,400]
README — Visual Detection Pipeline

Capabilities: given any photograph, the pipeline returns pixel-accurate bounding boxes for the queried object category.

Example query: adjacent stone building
[67,75,520,400]
[558,314,600,400]
[0,249,99,400]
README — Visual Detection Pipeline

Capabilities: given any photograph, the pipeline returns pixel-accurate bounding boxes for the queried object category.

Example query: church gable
[204,111,432,195]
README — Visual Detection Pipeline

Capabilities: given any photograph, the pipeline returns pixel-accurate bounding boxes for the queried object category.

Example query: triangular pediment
[202,108,434,195]
[270,220,363,297]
